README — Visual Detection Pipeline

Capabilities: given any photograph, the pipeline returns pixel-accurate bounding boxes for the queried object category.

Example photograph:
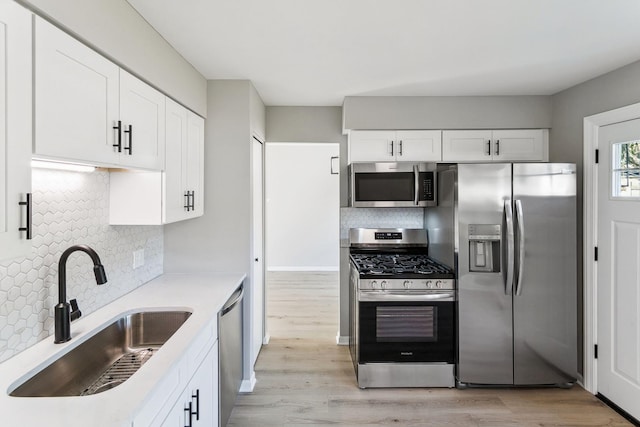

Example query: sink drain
[80,348,155,396]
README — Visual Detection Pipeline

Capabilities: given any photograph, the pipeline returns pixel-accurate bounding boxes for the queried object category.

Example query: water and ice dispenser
[468,224,501,272]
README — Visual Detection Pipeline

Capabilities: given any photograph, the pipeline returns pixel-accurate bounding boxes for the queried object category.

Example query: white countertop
[0,272,245,427]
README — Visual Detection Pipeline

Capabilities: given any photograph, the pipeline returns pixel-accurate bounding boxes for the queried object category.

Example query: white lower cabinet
[133,320,219,427]
[160,342,219,427]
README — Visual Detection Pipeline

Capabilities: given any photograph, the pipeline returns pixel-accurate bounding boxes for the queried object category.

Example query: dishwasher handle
[221,285,244,316]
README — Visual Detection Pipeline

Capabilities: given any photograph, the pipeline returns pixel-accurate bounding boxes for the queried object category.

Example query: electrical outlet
[133,249,145,269]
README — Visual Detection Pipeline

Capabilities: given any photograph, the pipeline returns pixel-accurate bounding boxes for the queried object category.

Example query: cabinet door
[349,131,395,162]
[395,130,442,161]
[160,342,218,427]
[34,17,119,165]
[0,2,32,261]
[492,129,546,162]
[119,70,165,170]
[442,130,493,162]
[186,112,205,217]
[164,98,189,223]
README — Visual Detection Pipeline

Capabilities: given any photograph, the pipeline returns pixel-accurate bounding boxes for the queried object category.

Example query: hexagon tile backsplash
[0,169,163,362]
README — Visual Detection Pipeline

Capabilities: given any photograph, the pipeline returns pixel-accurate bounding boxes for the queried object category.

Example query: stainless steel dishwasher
[218,283,244,427]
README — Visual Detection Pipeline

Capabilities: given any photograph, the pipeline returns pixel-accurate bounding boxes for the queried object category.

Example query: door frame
[583,101,640,394]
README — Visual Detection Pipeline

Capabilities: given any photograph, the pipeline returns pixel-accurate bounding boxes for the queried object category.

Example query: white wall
[17,0,207,116]
[266,143,339,271]
[164,80,266,388]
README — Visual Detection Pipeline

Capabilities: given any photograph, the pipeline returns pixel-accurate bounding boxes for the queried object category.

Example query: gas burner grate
[80,348,155,396]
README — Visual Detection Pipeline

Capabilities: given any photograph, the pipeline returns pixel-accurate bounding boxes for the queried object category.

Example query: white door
[597,118,640,421]
[251,137,264,366]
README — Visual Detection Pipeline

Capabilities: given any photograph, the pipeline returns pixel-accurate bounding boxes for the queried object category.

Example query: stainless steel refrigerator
[426,163,577,387]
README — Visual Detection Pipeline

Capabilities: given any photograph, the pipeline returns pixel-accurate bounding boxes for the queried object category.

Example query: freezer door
[457,164,514,385]
[512,163,577,385]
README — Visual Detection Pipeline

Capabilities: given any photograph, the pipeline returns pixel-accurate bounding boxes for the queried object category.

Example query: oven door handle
[358,291,455,302]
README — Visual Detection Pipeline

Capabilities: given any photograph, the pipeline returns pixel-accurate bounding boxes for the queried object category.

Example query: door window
[612,140,640,198]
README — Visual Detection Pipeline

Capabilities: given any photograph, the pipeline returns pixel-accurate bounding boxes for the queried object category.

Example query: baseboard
[267,266,339,272]
[239,371,257,393]
[263,334,270,345]
[336,334,349,346]
[597,393,640,426]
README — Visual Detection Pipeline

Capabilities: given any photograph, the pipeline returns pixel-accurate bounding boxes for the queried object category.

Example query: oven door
[358,295,454,363]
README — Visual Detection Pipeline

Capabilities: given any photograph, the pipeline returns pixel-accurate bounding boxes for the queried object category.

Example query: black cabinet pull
[192,389,200,421]
[113,120,122,152]
[486,140,491,156]
[124,124,133,155]
[184,401,193,427]
[184,191,195,212]
[18,193,32,240]
[495,140,500,156]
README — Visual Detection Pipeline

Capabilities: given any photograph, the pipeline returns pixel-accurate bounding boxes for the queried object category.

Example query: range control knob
[403,280,411,289]
[435,280,443,288]
[370,280,378,289]
[380,280,387,290]
[426,280,433,288]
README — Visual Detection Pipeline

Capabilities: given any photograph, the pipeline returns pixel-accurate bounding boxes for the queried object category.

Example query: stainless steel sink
[9,310,192,397]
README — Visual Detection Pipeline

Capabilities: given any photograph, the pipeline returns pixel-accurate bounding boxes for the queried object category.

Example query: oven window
[376,306,437,342]
[354,172,414,201]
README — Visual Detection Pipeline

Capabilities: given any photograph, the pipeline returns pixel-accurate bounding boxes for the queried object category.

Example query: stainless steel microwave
[348,162,437,207]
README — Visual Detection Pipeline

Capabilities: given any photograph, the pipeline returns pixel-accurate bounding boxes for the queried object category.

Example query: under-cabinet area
[0,273,245,427]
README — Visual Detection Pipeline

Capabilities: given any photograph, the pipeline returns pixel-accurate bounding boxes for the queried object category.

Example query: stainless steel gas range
[348,228,455,388]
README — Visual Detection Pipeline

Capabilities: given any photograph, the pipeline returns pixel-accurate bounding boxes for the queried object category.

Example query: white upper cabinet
[164,98,204,223]
[442,129,547,162]
[34,16,119,165]
[118,70,166,170]
[34,17,165,170]
[0,2,33,261]
[349,130,442,163]
[109,99,204,225]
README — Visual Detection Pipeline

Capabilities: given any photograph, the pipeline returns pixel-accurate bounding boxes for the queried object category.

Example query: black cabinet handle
[113,120,122,152]
[184,191,195,212]
[486,140,491,156]
[18,193,32,240]
[184,401,193,427]
[495,140,500,156]
[124,124,133,155]
[192,389,200,421]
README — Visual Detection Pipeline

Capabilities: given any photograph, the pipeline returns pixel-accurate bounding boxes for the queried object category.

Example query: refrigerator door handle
[514,199,525,296]
[504,200,515,295]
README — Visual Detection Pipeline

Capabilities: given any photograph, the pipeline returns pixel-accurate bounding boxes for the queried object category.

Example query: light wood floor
[227,271,630,426]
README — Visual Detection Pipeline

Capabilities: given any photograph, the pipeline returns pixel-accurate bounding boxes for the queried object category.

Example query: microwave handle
[413,165,419,205]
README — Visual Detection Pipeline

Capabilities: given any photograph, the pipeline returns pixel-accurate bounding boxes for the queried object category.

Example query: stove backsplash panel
[340,208,424,242]
[0,169,163,363]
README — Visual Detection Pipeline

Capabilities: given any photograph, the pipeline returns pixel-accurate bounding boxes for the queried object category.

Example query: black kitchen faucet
[54,244,107,343]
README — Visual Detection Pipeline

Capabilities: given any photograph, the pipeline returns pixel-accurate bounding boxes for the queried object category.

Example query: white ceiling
[126,0,640,106]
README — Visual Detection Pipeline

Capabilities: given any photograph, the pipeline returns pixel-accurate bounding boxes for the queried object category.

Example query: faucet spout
[55,244,108,344]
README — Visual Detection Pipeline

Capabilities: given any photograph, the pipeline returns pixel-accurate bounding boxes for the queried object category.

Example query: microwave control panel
[420,172,435,201]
